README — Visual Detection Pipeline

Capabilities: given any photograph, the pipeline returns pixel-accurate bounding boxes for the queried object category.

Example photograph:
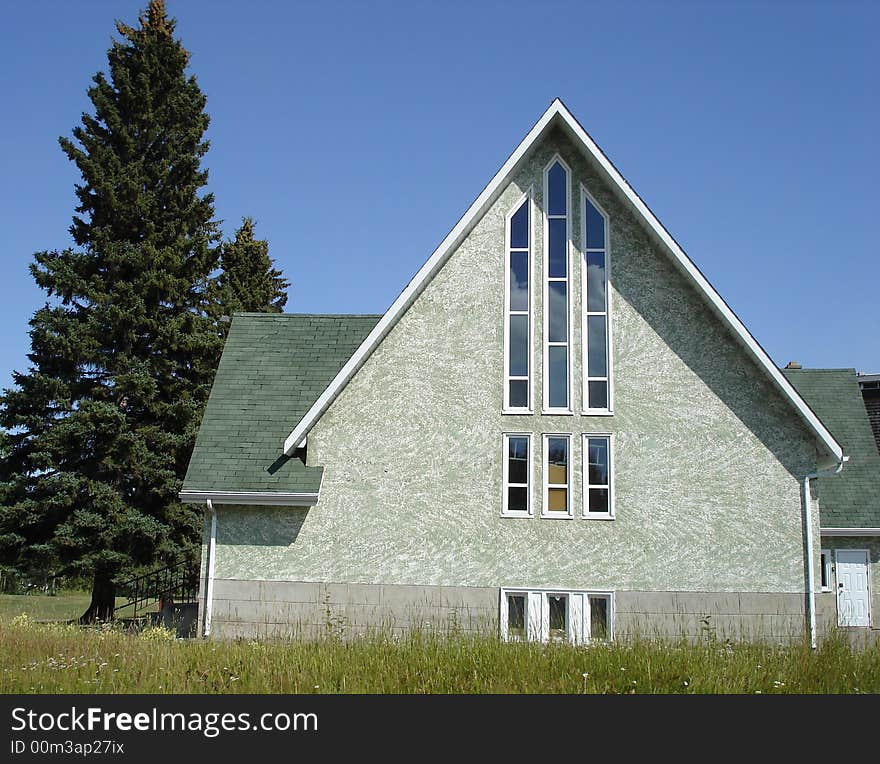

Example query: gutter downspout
[803,457,847,649]
[203,499,217,638]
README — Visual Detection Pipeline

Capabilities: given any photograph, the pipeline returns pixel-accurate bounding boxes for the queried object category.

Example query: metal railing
[114,558,199,619]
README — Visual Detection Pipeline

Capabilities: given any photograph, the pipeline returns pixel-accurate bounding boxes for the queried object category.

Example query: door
[836,550,871,627]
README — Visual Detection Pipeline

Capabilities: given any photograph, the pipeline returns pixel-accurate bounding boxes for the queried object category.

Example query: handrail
[114,557,199,619]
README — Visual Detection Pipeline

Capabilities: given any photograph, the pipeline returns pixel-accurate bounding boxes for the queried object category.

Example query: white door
[836,550,870,627]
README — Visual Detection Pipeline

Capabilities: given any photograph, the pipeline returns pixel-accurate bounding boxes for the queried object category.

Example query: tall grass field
[1,601,878,693]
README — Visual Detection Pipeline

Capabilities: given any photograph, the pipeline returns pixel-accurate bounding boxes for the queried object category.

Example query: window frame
[580,184,613,415]
[542,155,573,415]
[820,548,832,592]
[542,433,572,519]
[503,190,534,414]
[499,587,614,643]
[582,433,615,520]
[501,433,533,518]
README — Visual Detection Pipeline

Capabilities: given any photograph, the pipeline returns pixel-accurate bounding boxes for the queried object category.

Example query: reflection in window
[503,434,531,516]
[505,196,531,410]
[545,159,569,410]
[583,191,610,411]
[544,435,570,515]
[548,594,568,641]
[589,595,609,641]
[507,594,526,640]
[584,435,612,516]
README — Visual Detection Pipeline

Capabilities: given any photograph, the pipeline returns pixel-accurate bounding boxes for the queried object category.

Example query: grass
[0,591,132,623]
[0,616,878,693]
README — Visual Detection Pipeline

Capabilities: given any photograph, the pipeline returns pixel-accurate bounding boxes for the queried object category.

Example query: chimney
[784,361,802,369]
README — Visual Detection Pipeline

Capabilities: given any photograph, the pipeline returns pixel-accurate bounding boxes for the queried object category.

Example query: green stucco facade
[207,128,825,600]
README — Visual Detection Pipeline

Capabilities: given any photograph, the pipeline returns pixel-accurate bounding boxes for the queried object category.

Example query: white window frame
[499,590,529,642]
[503,190,534,414]
[820,548,832,592]
[542,433,572,519]
[582,433,614,520]
[580,185,613,415]
[502,433,533,518]
[542,155,573,415]
[500,587,614,643]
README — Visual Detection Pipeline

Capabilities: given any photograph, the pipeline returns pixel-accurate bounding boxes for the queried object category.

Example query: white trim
[542,154,573,415]
[820,528,880,537]
[502,189,534,414]
[820,548,832,592]
[542,433,572,519]
[580,185,613,414]
[582,433,614,520]
[179,490,318,507]
[501,433,533,517]
[203,500,217,638]
[834,548,872,628]
[281,99,843,464]
[500,586,614,643]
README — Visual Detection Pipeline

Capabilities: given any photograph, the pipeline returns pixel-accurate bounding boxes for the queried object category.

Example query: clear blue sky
[1,0,877,394]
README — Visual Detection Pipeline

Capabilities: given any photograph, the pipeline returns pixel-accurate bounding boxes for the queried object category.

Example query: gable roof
[282,98,844,467]
[784,369,880,529]
[181,313,380,504]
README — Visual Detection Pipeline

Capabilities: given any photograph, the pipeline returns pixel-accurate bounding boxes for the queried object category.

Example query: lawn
[0,591,131,623]
[1,616,878,694]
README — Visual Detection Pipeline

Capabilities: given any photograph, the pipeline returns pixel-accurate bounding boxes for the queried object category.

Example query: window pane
[548,594,567,640]
[508,437,528,484]
[547,162,567,216]
[548,218,567,278]
[588,438,608,485]
[510,201,529,249]
[509,379,528,408]
[509,314,528,377]
[589,488,609,514]
[508,487,528,513]
[587,315,607,377]
[547,488,568,512]
[548,437,567,476]
[586,199,605,249]
[588,380,608,410]
[509,251,529,312]
[548,281,567,342]
[589,596,608,640]
[586,250,606,313]
[820,553,828,589]
[548,346,568,408]
[508,594,526,638]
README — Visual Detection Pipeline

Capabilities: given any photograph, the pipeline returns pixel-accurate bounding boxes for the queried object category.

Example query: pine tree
[215,218,289,320]
[0,1,222,620]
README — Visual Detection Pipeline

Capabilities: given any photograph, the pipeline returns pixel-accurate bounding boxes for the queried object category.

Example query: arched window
[503,192,532,411]
[582,188,611,413]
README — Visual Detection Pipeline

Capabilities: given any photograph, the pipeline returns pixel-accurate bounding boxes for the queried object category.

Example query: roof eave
[179,490,319,507]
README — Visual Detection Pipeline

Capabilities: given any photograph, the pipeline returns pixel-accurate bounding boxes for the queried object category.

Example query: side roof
[784,369,880,529]
[281,98,843,467]
[181,313,380,503]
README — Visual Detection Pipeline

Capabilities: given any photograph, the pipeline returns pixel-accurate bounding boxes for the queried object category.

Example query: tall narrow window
[582,189,611,412]
[583,434,613,519]
[543,434,571,518]
[544,158,570,412]
[502,434,532,516]
[504,194,531,411]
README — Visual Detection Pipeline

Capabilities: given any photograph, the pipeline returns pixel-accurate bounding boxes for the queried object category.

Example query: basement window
[500,588,614,643]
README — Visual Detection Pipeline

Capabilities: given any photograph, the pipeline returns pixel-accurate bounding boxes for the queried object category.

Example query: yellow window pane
[548,463,567,484]
[548,487,568,512]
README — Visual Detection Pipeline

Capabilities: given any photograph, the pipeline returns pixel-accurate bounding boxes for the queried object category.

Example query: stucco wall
[211,128,821,595]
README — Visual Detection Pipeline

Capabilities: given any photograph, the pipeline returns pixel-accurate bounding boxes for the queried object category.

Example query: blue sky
[1,0,877,393]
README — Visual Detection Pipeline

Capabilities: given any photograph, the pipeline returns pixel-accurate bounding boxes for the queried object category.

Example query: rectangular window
[502,434,532,516]
[820,549,831,592]
[583,434,614,519]
[543,434,571,518]
[582,187,611,413]
[504,193,532,411]
[500,588,614,643]
[544,157,571,412]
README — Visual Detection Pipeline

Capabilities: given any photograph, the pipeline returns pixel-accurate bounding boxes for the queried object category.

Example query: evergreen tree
[0,1,222,620]
[215,218,289,320]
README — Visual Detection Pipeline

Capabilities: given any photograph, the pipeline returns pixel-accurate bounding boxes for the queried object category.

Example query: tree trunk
[79,571,116,623]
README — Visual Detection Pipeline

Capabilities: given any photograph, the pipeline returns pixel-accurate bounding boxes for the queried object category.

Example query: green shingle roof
[784,369,880,528]
[182,313,380,496]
